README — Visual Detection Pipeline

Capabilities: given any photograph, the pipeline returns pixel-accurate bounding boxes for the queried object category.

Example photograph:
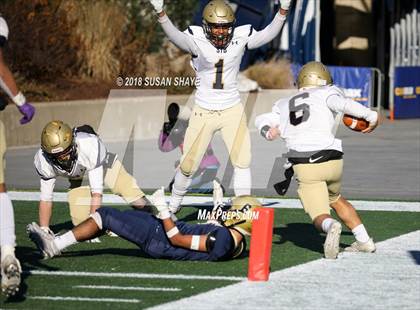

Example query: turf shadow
[50,221,74,233]
[60,247,151,259]
[274,223,325,254]
[273,223,353,254]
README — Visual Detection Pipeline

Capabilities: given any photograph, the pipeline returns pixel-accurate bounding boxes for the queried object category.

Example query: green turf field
[1,201,420,309]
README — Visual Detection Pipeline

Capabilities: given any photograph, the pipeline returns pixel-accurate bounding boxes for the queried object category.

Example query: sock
[53,231,77,251]
[169,171,192,212]
[321,218,336,233]
[233,167,251,196]
[1,245,15,262]
[0,193,16,249]
[352,224,370,243]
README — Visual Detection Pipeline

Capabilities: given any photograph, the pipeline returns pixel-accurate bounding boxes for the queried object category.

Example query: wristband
[190,235,200,250]
[12,92,26,107]
[166,226,179,238]
[261,125,271,139]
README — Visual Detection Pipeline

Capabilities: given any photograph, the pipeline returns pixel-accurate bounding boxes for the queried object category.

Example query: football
[342,114,369,132]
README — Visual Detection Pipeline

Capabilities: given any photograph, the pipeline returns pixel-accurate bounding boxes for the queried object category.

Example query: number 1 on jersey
[213,59,224,89]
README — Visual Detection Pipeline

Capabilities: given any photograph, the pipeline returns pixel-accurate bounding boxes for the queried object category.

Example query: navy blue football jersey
[97,207,235,261]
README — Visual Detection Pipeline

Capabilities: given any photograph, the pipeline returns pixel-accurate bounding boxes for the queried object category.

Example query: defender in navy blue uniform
[27,185,260,262]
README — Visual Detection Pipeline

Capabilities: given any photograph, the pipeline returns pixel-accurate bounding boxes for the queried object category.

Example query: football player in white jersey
[0,15,35,297]
[34,121,148,241]
[148,0,291,213]
[255,61,378,259]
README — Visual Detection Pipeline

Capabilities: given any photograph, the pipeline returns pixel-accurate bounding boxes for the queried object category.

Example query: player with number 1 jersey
[148,0,291,213]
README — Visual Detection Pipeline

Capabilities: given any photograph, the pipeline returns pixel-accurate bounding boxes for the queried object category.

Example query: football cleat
[323,221,342,259]
[212,180,224,207]
[27,222,61,258]
[344,238,376,253]
[1,255,22,298]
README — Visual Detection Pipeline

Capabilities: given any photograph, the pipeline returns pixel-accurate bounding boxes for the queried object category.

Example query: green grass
[1,201,420,309]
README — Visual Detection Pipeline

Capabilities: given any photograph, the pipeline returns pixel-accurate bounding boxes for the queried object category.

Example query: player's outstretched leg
[330,197,376,253]
[0,190,22,297]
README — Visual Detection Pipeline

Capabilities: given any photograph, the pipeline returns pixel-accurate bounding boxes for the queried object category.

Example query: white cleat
[324,221,342,259]
[213,180,224,207]
[345,238,376,253]
[1,255,22,298]
[27,222,61,259]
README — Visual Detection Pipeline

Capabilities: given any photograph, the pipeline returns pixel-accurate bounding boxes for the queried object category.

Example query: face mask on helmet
[45,144,78,172]
[202,0,236,50]
[203,22,234,49]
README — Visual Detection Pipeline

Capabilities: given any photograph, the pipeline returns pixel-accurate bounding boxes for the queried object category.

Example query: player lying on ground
[34,121,148,237]
[27,182,260,261]
[255,61,378,259]
[148,0,291,214]
[0,16,35,297]
[159,102,221,194]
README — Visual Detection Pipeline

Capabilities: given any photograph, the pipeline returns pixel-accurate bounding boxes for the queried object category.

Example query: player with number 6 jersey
[148,0,291,213]
[255,61,378,259]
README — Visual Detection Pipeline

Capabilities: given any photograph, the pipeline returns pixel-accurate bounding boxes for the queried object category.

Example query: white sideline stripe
[9,191,420,212]
[24,270,245,281]
[74,285,181,292]
[148,230,420,310]
[29,296,140,303]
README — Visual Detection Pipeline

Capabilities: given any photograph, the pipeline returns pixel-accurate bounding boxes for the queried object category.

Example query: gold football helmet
[202,0,235,49]
[41,120,77,171]
[222,195,261,236]
[297,61,333,89]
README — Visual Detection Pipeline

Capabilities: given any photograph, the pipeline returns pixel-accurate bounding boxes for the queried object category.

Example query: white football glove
[280,0,292,11]
[149,0,164,13]
[149,187,171,219]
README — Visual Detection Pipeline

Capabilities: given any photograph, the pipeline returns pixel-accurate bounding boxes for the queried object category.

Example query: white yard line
[28,296,141,303]
[148,230,420,310]
[24,270,245,282]
[73,285,181,292]
[9,191,420,212]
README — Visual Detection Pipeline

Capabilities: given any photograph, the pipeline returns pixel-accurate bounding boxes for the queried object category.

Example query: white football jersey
[255,85,378,154]
[184,25,257,110]
[34,132,107,200]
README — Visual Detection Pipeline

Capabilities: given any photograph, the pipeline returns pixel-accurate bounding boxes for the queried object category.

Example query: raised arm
[148,0,198,56]
[0,17,35,124]
[247,0,291,50]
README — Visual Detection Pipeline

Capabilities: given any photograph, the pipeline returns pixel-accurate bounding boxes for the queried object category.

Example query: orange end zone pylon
[247,207,275,281]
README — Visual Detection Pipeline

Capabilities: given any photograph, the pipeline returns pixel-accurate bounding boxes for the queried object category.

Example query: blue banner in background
[393,67,420,119]
[291,64,372,106]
